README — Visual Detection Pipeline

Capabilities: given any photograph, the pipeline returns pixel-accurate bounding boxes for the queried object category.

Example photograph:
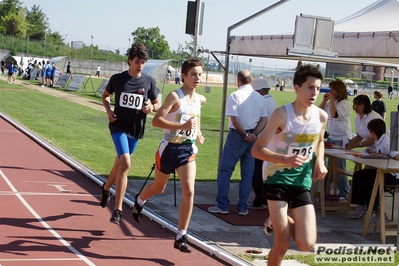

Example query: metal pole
[217,0,290,174]
[90,35,94,75]
[43,32,46,57]
[192,0,201,58]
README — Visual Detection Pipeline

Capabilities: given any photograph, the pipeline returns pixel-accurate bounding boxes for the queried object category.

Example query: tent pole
[217,0,290,174]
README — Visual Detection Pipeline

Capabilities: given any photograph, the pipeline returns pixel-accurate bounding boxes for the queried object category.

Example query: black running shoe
[100,182,110,208]
[132,194,143,222]
[174,234,191,253]
[110,210,122,225]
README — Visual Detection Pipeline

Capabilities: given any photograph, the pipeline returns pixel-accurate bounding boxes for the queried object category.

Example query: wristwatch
[243,132,249,138]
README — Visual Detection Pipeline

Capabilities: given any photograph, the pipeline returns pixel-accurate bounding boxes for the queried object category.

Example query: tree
[0,0,27,37]
[0,0,22,18]
[25,5,49,40]
[46,31,64,45]
[0,7,27,37]
[131,27,170,59]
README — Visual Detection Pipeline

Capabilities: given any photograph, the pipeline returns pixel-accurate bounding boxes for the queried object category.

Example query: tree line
[0,0,201,67]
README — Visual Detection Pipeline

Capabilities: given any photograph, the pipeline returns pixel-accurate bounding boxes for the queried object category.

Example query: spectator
[66,62,72,76]
[353,83,358,96]
[388,85,393,100]
[175,70,180,84]
[249,78,278,208]
[371,90,386,120]
[350,119,399,222]
[346,95,389,151]
[95,64,101,77]
[208,70,267,216]
[7,62,15,84]
[1,58,5,76]
[319,80,352,200]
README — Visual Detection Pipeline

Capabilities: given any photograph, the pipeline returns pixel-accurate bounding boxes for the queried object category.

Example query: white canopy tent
[228,0,399,68]
[216,0,399,171]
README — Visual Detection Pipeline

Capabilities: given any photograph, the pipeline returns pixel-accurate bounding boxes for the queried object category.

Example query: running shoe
[110,210,122,225]
[100,182,110,208]
[370,212,390,224]
[207,205,229,214]
[264,216,273,235]
[350,205,367,219]
[132,194,143,222]
[174,234,191,253]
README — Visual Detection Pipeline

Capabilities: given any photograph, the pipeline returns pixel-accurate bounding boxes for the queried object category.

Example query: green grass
[2,78,399,265]
[239,253,399,265]
[0,77,398,182]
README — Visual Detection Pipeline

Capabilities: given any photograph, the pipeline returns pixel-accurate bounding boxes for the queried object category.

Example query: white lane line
[0,258,82,262]
[0,192,97,197]
[0,169,95,266]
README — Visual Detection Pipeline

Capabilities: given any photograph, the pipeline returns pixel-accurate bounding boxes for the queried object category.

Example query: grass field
[0,76,398,183]
[1,76,399,265]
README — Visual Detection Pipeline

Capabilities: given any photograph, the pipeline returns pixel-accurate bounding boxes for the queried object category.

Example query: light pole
[90,35,94,74]
[43,32,46,57]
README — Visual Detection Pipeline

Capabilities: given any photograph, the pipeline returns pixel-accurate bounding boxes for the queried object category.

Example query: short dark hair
[128,42,148,65]
[293,64,323,87]
[353,95,372,114]
[367,119,386,139]
[181,58,204,83]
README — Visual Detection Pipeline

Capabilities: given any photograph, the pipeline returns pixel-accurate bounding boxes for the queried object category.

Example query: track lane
[0,116,229,266]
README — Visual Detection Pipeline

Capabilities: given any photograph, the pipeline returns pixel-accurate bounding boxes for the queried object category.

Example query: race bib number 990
[287,145,314,159]
[120,92,144,110]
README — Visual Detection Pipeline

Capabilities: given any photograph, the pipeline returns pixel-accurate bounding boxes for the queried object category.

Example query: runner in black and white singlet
[252,64,328,266]
[133,58,206,253]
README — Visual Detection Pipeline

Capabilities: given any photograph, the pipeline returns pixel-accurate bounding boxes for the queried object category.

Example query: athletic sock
[137,197,146,206]
[176,229,187,240]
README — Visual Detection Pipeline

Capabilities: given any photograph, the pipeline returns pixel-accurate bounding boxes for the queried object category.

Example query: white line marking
[0,169,95,266]
[0,258,82,262]
[0,192,96,197]
[47,184,71,192]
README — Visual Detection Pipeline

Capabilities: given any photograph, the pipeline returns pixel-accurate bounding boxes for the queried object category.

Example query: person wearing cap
[249,78,279,209]
[208,70,267,216]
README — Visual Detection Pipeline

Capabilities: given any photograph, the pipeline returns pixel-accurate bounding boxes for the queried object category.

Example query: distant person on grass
[66,61,72,76]
[100,43,160,225]
[132,58,206,253]
[7,62,15,84]
[46,60,52,86]
[252,64,328,266]
[95,64,101,77]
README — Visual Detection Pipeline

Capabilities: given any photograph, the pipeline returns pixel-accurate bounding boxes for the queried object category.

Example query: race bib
[174,114,197,140]
[287,145,314,160]
[119,92,144,110]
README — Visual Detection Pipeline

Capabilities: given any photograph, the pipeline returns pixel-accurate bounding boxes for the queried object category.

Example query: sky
[20,0,378,68]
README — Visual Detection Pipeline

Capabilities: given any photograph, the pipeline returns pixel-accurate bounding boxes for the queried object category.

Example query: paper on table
[325,149,347,154]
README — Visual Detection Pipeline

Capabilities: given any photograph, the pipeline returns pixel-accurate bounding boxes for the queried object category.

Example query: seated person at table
[345,95,389,151]
[350,119,399,223]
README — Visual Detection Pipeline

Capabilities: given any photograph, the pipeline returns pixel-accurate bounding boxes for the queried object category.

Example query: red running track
[0,117,227,266]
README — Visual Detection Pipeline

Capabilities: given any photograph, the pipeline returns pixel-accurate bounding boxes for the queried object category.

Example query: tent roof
[335,0,399,32]
[227,0,399,69]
